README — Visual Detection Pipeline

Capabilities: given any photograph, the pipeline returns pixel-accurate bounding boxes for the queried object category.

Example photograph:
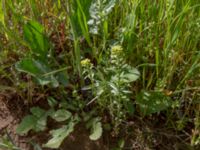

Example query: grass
[0,0,200,149]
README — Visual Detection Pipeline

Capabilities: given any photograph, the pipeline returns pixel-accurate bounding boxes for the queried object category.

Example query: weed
[1,0,200,149]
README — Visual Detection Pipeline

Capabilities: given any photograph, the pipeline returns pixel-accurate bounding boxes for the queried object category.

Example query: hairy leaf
[51,109,72,122]
[16,115,37,135]
[16,107,51,135]
[44,122,75,149]
[123,68,140,82]
[89,118,102,141]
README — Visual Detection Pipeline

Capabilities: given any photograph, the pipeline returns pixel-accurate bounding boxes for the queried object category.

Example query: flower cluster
[81,58,93,68]
[111,45,123,57]
[111,45,124,64]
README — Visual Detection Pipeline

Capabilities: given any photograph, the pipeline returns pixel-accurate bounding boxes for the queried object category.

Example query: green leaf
[15,58,50,76]
[123,68,140,82]
[51,109,72,122]
[44,122,75,149]
[16,107,51,135]
[103,0,116,15]
[47,97,58,108]
[56,71,69,87]
[31,107,46,118]
[88,0,116,34]
[35,116,48,132]
[16,115,37,135]
[15,58,59,87]
[136,91,172,116]
[44,76,59,88]
[23,21,50,60]
[89,119,102,141]
[30,107,48,131]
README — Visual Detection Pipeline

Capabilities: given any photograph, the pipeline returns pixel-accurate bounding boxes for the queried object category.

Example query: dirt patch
[0,95,110,150]
[61,125,108,150]
[32,124,109,150]
[0,97,14,130]
[0,95,31,150]
[1,94,198,150]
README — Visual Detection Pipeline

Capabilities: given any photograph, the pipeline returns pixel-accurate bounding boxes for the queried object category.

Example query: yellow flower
[111,45,123,56]
[81,58,92,67]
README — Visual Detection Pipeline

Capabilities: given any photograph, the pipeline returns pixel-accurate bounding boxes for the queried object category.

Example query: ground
[1,94,200,150]
[0,95,107,150]
[0,95,31,150]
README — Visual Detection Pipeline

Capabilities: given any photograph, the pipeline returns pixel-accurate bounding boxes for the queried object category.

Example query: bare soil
[0,95,31,150]
[0,95,108,150]
[1,94,200,150]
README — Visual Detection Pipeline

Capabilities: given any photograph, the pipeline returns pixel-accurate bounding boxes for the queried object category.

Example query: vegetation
[0,0,200,149]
